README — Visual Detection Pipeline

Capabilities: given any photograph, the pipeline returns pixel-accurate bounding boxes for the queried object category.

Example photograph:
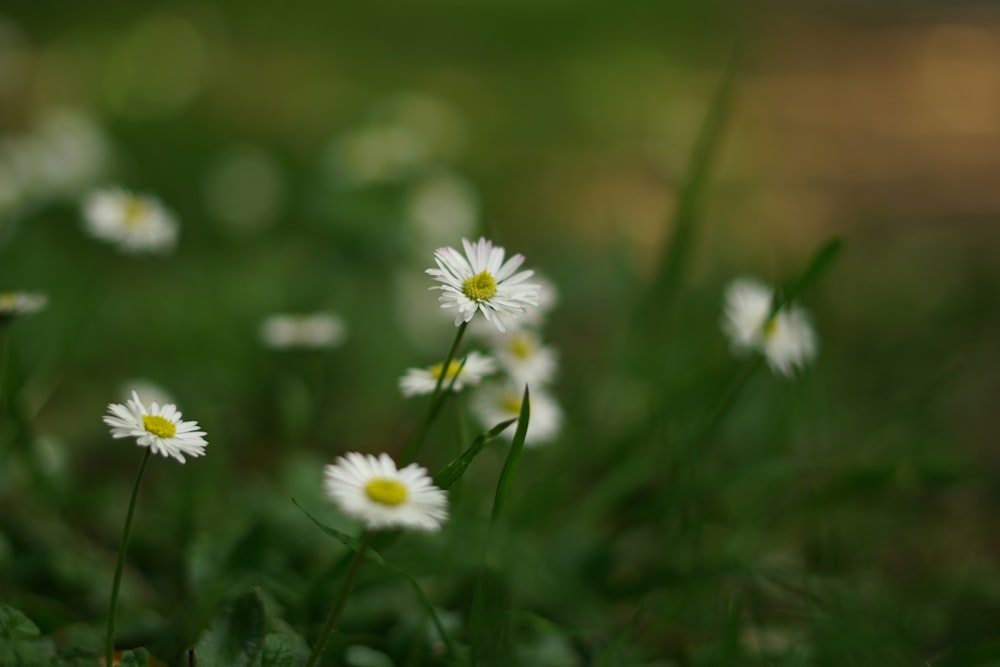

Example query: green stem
[304,531,373,667]
[0,323,10,421]
[106,448,152,667]
[399,321,468,464]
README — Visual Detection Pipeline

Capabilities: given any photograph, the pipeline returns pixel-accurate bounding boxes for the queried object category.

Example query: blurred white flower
[103,391,207,463]
[26,109,110,198]
[203,145,284,236]
[121,379,175,408]
[471,383,562,446]
[427,237,540,333]
[490,329,558,388]
[259,313,348,350]
[721,277,818,377]
[399,351,496,397]
[324,452,448,531]
[405,170,478,250]
[0,290,46,319]
[328,123,428,185]
[83,187,178,254]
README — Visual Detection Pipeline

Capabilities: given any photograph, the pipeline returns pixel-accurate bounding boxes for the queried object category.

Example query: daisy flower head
[83,187,178,254]
[324,452,448,531]
[472,383,562,447]
[399,351,496,397]
[0,291,47,321]
[260,312,348,350]
[721,277,818,377]
[427,237,541,333]
[491,329,558,387]
[103,391,207,463]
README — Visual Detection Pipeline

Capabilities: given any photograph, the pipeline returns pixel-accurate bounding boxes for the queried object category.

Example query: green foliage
[192,589,307,667]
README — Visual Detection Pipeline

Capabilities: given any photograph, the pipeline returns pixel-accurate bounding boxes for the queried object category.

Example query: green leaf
[192,590,268,667]
[261,633,299,667]
[595,602,643,667]
[118,648,151,667]
[771,237,843,317]
[293,501,459,662]
[644,52,739,320]
[0,604,41,640]
[433,418,517,490]
[490,386,530,525]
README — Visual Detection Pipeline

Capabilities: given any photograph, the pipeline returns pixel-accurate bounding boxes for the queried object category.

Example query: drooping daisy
[0,291,47,320]
[260,312,348,349]
[427,237,540,333]
[721,277,817,377]
[471,383,562,446]
[324,452,448,531]
[490,329,558,388]
[103,391,207,463]
[83,187,178,254]
[399,351,497,397]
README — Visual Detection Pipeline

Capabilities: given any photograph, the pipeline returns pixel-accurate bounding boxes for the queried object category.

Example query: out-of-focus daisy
[427,237,540,333]
[721,277,817,377]
[83,187,178,254]
[324,452,448,531]
[0,291,47,319]
[491,330,558,388]
[399,351,496,397]
[405,171,479,251]
[471,383,562,446]
[260,312,348,349]
[121,378,174,408]
[103,391,207,463]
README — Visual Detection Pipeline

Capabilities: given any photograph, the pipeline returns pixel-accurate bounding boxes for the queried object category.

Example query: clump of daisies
[721,277,818,377]
[467,275,562,446]
[407,236,563,446]
[82,187,179,254]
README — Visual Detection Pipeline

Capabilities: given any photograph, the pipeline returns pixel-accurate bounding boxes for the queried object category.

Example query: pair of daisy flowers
[104,392,447,531]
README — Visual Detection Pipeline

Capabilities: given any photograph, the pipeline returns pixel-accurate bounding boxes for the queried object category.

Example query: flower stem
[106,448,152,667]
[399,321,468,464]
[304,531,373,667]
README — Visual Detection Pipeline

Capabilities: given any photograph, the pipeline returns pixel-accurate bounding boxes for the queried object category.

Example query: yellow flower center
[763,315,779,339]
[123,197,151,228]
[500,394,523,415]
[142,414,176,438]
[0,293,14,310]
[509,335,533,359]
[462,271,497,301]
[365,478,409,506]
[429,360,464,381]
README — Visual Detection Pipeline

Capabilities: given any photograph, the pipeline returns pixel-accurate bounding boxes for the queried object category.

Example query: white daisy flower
[398,351,497,397]
[0,291,47,319]
[490,330,557,388]
[82,187,178,254]
[427,237,540,333]
[721,277,818,377]
[324,452,448,531]
[259,312,348,349]
[103,391,208,463]
[471,383,562,446]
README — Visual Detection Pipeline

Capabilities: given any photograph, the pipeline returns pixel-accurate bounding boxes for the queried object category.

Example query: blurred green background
[2,0,1000,665]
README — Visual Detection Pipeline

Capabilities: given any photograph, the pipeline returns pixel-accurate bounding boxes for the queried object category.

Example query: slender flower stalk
[399,320,468,463]
[106,448,152,667]
[303,531,372,667]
